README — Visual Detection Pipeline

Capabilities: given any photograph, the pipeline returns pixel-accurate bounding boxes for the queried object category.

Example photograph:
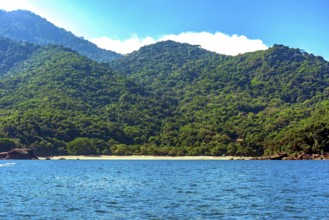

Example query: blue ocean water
[1,160,329,219]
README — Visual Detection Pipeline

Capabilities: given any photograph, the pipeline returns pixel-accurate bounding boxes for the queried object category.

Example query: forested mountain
[0,37,175,155]
[0,35,329,157]
[0,36,39,76]
[110,42,329,156]
[0,10,122,62]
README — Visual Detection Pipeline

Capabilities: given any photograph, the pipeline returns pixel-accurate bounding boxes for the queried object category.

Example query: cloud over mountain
[90,31,268,55]
[90,35,156,55]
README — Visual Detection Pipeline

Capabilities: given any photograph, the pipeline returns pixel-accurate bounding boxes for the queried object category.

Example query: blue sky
[0,0,328,59]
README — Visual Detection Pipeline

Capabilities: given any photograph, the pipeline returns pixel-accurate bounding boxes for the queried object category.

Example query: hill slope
[0,39,174,155]
[0,36,39,76]
[0,10,122,62]
[1,38,329,157]
[110,42,329,156]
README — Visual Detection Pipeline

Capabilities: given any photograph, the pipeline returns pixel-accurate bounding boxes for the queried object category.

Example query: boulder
[3,149,39,160]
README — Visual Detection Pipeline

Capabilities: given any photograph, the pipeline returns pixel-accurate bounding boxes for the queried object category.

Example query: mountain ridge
[0,9,122,62]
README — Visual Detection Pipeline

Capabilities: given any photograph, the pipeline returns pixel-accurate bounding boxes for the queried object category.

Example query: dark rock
[295,154,303,160]
[284,155,292,160]
[45,157,51,160]
[324,153,329,159]
[311,154,320,159]
[270,152,288,160]
[0,152,8,159]
[3,149,38,160]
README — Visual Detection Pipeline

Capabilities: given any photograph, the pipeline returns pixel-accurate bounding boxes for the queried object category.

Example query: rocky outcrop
[253,152,329,160]
[0,152,8,159]
[253,152,288,160]
[270,152,288,160]
[282,153,329,160]
[0,149,39,160]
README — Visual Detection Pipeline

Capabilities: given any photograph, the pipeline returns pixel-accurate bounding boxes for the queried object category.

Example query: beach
[41,155,252,160]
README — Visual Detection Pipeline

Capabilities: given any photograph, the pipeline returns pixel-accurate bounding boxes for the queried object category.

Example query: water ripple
[1,160,329,219]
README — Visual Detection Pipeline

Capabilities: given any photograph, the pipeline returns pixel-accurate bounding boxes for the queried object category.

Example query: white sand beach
[41,155,252,160]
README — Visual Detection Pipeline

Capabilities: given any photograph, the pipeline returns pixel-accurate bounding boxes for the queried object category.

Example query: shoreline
[40,155,253,160]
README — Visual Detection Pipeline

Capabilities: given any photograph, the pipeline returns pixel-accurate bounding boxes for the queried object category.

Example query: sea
[1,160,328,219]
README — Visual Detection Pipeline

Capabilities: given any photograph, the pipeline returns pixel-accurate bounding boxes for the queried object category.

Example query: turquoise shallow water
[1,160,329,219]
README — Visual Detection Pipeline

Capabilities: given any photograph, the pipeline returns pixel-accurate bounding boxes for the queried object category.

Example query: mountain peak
[135,40,210,54]
[109,39,221,76]
[0,10,122,62]
[264,44,326,64]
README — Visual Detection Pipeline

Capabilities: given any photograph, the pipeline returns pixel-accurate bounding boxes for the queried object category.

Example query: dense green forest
[0,37,175,155]
[0,35,328,157]
[109,41,329,156]
[0,10,122,62]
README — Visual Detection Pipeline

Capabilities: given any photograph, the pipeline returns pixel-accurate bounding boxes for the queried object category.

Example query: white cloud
[160,32,268,55]
[90,32,268,55]
[90,35,156,55]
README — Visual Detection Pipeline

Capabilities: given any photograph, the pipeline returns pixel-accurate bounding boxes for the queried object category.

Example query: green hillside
[0,36,39,76]
[110,42,329,156]
[0,40,174,155]
[1,37,329,157]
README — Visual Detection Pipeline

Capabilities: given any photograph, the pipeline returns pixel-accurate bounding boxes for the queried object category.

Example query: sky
[0,0,328,60]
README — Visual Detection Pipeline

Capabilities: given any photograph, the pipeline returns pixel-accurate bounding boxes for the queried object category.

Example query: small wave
[0,162,16,167]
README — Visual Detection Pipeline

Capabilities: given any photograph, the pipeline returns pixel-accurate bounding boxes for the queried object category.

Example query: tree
[67,137,96,155]
[0,138,17,152]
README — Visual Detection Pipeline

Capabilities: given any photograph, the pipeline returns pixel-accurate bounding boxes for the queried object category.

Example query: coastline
[40,155,253,160]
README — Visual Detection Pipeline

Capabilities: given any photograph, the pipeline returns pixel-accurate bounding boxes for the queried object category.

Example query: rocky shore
[0,149,39,160]
[253,152,329,160]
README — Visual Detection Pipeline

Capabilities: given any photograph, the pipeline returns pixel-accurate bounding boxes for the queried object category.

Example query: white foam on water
[0,162,16,167]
